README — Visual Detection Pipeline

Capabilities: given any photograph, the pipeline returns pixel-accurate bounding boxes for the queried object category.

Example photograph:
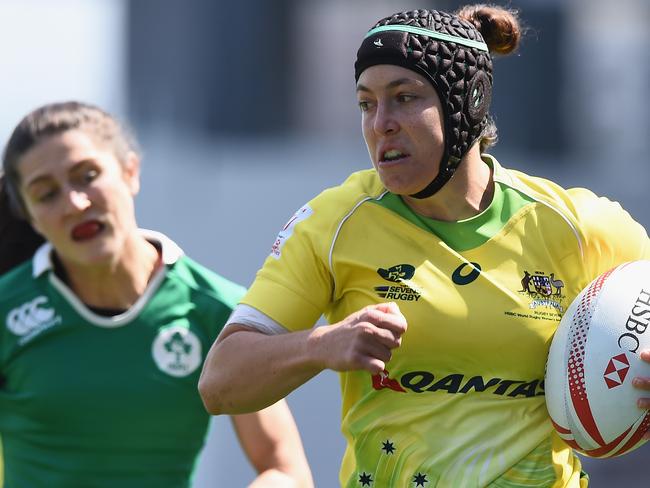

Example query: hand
[634,350,650,439]
[309,302,407,374]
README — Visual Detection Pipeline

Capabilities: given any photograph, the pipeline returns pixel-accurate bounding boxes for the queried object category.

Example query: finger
[641,350,650,363]
[341,336,393,373]
[361,308,407,337]
[633,377,650,391]
[361,340,393,364]
[361,357,386,375]
[637,397,650,410]
[350,320,403,350]
[370,323,403,349]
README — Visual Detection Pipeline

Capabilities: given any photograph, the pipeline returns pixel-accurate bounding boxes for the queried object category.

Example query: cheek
[25,208,51,237]
[361,120,376,153]
[412,119,444,157]
[106,185,136,217]
[426,112,445,144]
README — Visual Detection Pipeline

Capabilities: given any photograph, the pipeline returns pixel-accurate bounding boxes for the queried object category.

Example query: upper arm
[215,322,267,345]
[240,202,334,332]
[215,304,289,344]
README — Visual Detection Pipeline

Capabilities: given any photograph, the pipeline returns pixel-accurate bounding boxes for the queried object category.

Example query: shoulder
[143,229,246,310]
[0,261,51,338]
[268,169,387,259]
[166,256,246,310]
[501,164,635,228]
[292,169,386,233]
[322,168,386,199]
[493,158,616,227]
[310,169,384,211]
[0,259,43,304]
[492,157,649,264]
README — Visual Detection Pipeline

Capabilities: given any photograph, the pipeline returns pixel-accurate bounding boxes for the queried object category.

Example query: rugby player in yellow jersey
[200,4,650,487]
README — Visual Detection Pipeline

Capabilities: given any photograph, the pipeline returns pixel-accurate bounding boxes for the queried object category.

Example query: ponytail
[0,175,43,275]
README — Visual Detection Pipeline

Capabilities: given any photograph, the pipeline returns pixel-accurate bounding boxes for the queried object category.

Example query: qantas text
[397,371,545,397]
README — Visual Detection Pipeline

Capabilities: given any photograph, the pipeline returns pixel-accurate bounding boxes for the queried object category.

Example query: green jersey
[240,156,650,487]
[0,230,244,488]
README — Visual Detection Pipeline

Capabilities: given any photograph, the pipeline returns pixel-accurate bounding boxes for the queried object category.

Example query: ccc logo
[452,262,481,285]
[6,296,56,336]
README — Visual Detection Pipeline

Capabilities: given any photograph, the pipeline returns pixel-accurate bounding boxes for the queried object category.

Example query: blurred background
[1,0,648,485]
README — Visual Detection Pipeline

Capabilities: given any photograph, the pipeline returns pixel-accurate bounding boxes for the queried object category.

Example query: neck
[57,235,161,310]
[401,147,493,221]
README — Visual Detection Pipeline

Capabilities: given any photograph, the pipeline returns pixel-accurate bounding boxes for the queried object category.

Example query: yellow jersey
[242,156,650,487]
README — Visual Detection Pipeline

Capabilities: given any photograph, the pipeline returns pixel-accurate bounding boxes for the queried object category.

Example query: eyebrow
[24,158,95,190]
[25,175,54,191]
[356,77,422,93]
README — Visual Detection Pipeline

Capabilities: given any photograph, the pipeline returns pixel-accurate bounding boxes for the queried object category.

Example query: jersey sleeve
[569,187,650,278]
[241,201,335,332]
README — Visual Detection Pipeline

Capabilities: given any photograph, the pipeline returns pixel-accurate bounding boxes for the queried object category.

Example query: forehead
[18,130,108,183]
[356,64,430,90]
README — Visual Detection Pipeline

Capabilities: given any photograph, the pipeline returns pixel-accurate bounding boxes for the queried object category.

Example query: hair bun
[457,4,522,55]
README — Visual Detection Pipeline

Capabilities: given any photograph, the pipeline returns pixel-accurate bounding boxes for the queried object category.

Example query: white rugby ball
[545,260,650,457]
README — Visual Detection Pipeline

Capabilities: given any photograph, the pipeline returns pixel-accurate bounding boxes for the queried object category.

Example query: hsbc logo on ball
[617,289,650,354]
[603,353,630,389]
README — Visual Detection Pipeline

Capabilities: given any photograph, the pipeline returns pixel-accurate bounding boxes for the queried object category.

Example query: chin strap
[409,156,460,199]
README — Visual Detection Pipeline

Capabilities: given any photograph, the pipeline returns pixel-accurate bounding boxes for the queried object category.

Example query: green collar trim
[372,159,535,252]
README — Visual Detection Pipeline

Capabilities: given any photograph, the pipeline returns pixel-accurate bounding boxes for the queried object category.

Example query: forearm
[247,443,313,488]
[233,401,314,487]
[248,469,309,488]
[199,327,324,414]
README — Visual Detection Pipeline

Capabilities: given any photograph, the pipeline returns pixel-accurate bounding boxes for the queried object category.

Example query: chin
[378,172,431,196]
[381,179,424,196]
[66,242,118,268]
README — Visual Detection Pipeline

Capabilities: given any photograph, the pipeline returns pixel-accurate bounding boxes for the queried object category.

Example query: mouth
[71,220,105,242]
[379,149,408,164]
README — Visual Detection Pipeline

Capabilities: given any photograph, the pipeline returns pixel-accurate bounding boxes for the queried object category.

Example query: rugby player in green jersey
[0,101,313,488]
[200,4,650,487]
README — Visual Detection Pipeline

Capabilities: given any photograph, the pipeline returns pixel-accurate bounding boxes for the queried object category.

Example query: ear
[122,151,141,196]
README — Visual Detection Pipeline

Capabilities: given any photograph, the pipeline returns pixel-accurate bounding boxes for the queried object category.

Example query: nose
[64,189,91,213]
[373,101,399,135]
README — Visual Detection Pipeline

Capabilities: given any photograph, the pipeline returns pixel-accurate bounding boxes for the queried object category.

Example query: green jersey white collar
[32,228,184,278]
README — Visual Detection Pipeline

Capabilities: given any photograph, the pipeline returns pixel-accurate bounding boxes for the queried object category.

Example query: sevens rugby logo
[152,325,202,377]
[374,264,421,302]
[377,264,414,283]
[603,353,630,389]
[6,296,61,341]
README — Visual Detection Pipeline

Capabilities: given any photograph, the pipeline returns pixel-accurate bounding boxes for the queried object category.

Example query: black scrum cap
[355,9,493,198]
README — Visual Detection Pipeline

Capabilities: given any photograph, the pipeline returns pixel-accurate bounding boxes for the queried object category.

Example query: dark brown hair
[0,101,140,274]
[0,176,44,274]
[457,4,522,55]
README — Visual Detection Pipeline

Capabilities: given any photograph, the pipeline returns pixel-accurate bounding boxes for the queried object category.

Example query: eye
[358,100,370,112]
[82,167,99,183]
[397,94,415,103]
[34,187,58,203]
